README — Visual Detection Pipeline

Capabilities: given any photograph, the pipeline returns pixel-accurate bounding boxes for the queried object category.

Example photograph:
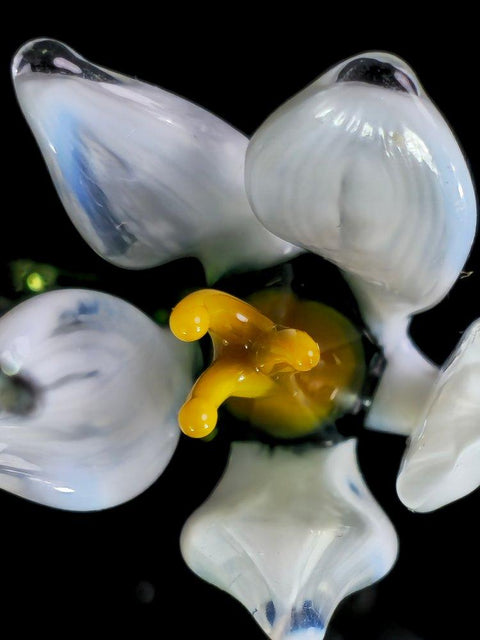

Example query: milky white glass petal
[246,52,476,435]
[397,319,480,512]
[181,439,398,639]
[12,39,298,282]
[0,289,194,510]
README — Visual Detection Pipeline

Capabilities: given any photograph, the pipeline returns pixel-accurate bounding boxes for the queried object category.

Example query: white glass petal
[12,39,298,282]
[246,52,477,434]
[397,319,480,512]
[181,439,398,639]
[0,289,194,510]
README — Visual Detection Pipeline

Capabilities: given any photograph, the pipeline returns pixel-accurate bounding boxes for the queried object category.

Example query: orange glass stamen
[170,288,365,439]
[170,289,320,438]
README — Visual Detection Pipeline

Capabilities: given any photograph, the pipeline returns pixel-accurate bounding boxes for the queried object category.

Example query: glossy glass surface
[4,30,479,640]
[182,439,398,639]
[246,52,477,435]
[397,319,480,511]
[12,39,299,282]
[0,289,194,509]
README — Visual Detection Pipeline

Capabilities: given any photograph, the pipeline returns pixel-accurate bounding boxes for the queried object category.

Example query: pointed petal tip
[397,446,480,513]
[332,50,421,93]
[13,38,77,79]
[397,473,462,514]
[12,38,117,86]
[396,473,432,513]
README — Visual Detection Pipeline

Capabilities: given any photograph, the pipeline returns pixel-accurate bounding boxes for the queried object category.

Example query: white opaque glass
[0,289,194,510]
[397,319,480,512]
[12,39,299,282]
[182,439,398,639]
[246,52,476,435]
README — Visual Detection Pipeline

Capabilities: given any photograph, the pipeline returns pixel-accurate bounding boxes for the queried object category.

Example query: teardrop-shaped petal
[245,52,476,434]
[12,39,298,282]
[0,289,194,510]
[397,319,480,512]
[181,439,398,639]
[246,52,476,320]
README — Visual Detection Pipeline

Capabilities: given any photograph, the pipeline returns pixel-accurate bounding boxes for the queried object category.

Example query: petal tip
[13,38,76,80]
[12,38,116,86]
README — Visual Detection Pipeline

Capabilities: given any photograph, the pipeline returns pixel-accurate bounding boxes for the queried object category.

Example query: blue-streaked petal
[181,439,398,639]
[12,39,299,282]
[0,289,194,510]
[246,52,476,434]
[397,319,480,512]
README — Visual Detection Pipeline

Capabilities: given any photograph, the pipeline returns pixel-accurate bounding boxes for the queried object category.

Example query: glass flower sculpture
[2,39,478,638]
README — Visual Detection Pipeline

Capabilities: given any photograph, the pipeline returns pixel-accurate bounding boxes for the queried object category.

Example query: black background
[1,10,479,639]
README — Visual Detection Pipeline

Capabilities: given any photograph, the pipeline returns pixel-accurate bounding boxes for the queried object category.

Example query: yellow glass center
[170,288,364,439]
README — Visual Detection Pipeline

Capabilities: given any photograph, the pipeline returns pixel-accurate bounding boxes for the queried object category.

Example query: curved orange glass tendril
[169,289,274,344]
[170,289,320,438]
